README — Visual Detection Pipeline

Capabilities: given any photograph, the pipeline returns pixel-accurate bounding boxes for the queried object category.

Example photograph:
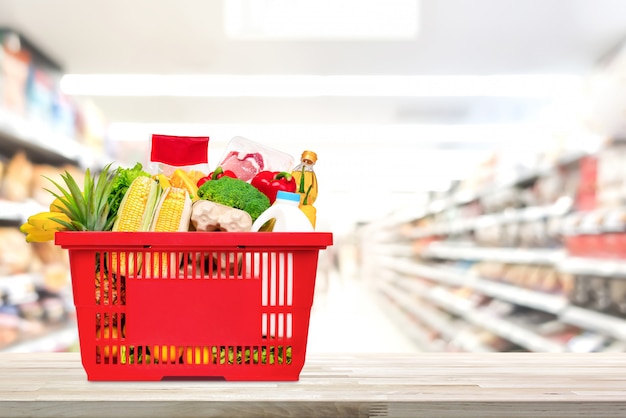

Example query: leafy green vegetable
[197,176,270,221]
[107,163,150,222]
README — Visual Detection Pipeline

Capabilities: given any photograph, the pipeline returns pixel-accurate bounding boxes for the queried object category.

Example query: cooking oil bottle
[291,150,318,205]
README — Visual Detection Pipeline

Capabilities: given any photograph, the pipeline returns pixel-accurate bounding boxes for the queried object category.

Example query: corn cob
[113,176,160,232]
[147,186,192,277]
[111,176,160,276]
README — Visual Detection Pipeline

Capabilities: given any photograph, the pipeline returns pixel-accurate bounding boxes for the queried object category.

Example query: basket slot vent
[262,312,292,339]
[260,252,293,307]
[94,255,126,306]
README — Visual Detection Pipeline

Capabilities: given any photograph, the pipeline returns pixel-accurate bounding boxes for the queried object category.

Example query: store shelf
[0,273,39,306]
[422,242,566,265]
[378,268,565,352]
[557,257,626,278]
[378,278,494,353]
[385,258,568,314]
[419,283,565,353]
[560,306,626,342]
[380,256,626,345]
[0,109,104,168]
[366,244,414,257]
[376,288,446,352]
[408,150,587,222]
[0,200,46,224]
[409,203,572,239]
[1,321,78,353]
[426,287,565,353]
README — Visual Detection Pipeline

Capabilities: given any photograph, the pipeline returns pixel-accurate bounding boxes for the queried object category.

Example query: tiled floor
[306,267,420,354]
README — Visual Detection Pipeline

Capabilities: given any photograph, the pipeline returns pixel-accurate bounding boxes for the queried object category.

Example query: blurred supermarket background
[3,0,626,354]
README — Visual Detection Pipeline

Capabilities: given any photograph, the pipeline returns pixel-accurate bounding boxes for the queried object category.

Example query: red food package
[150,134,210,175]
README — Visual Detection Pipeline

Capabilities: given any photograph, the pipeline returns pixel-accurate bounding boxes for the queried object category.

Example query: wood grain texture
[1,353,626,417]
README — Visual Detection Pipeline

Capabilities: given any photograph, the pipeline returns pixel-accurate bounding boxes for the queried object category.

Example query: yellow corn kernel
[149,187,192,277]
[113,176,157,232]
[112,176,159,276]
[152,187,188,232]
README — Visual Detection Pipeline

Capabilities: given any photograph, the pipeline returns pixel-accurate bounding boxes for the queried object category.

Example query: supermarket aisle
[306,254,420,354]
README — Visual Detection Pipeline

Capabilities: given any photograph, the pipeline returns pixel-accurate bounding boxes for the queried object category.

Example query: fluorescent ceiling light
[223,0,419,40]
[61,74,582,98]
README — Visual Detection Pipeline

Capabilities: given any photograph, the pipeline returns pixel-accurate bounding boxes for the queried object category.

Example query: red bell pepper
[196,166,237,187]
[251,171,297,204]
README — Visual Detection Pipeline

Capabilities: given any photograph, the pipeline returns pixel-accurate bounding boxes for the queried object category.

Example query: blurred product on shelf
[0,227,33,275]
[0,150,84,206]
[0,31,29,116]
[1,151,33,202]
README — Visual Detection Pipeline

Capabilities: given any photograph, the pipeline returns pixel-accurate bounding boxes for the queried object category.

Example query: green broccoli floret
[197,176,270,221]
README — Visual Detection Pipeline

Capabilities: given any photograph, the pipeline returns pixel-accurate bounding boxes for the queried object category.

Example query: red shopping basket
[55,231,333,381]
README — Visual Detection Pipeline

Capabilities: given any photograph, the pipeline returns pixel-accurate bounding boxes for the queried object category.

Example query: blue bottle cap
[276,191,301,202]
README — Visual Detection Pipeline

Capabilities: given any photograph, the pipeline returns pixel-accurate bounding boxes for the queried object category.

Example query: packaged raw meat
[216,136,295,182]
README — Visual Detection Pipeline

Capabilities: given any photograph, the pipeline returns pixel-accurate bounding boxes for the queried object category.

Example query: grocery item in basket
[251,191,314,232]
[108,163,151,218]
[20,164,117,243]
[191,200,252,232]
[150,134,210,176]
[197,176,270,222]
[292,151,318,228]
[299,182,316,228]
[112,176,192,276]
[169,168,200,201]
[150,187,192,232]
[196,166,238,188]
[291,150,318,205]
[112,176,160,233]
[251,171,297,204]
[217,136,295,182]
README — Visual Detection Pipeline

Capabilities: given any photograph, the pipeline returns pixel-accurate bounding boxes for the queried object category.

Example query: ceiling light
[60,74,582,98]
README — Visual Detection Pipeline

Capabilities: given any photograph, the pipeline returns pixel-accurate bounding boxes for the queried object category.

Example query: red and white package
[149,134,210,175]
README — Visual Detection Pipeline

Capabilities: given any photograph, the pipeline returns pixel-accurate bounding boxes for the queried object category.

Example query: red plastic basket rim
[55,231,333,251]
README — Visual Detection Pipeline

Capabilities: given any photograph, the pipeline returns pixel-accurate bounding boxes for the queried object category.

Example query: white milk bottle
[251,191,314,232]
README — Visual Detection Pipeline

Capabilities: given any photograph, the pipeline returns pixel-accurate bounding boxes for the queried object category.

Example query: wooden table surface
[1,352,625,418]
